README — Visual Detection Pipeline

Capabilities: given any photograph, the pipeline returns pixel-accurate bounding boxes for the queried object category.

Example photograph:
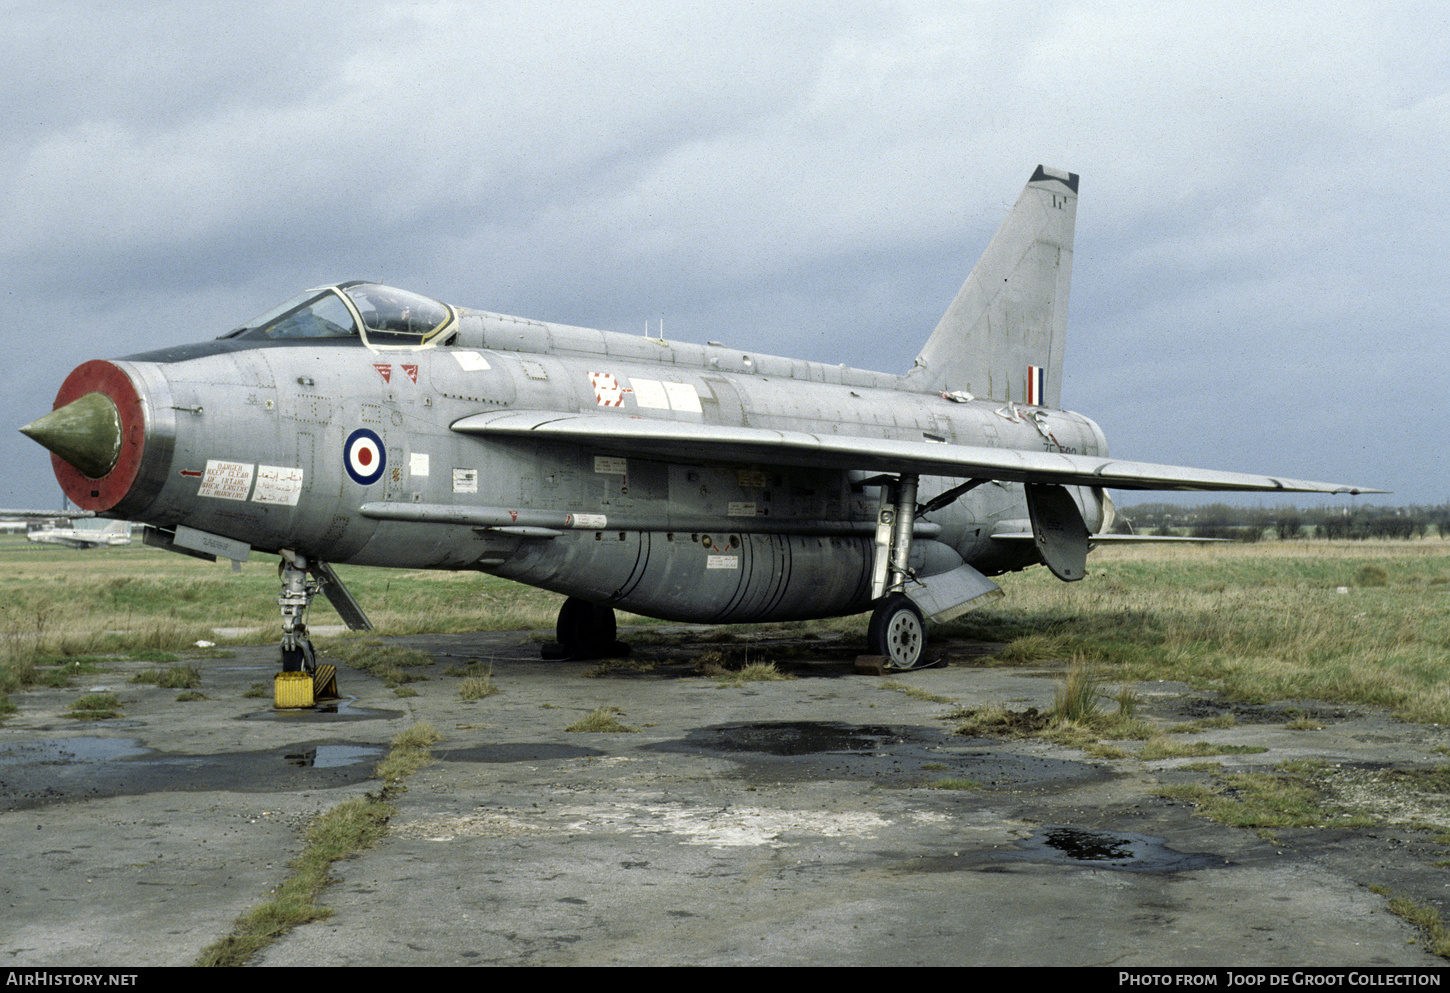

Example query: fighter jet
[20,166,1372,675]
[26,518,131,549]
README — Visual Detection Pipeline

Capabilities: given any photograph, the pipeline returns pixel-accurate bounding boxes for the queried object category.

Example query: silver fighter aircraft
[26,519,132,549]
[21,166,1372,673]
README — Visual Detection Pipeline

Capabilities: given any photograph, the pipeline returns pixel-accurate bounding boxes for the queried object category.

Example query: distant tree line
[1117,502,1450,542]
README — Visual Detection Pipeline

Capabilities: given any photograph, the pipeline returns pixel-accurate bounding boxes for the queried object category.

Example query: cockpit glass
[217,282,453,347]
[229,290,360,341]
[343,283,453,345]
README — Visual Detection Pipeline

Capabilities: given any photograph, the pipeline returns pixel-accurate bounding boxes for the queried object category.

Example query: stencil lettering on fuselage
[252,465,304,505]
[198,460,254,501]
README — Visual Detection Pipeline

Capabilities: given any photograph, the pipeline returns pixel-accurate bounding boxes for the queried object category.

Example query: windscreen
[228,290,360,341]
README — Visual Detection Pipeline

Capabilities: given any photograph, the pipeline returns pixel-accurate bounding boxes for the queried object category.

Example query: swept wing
[451,410,1376,495]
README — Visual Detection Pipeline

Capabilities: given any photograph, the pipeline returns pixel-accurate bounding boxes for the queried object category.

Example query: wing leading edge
[451,410,1377,495]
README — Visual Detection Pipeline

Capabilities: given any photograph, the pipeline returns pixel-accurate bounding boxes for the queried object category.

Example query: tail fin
[906,165,1078,407]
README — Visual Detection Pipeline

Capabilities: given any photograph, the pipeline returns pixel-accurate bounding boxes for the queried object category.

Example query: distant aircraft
[27,519,131,549]
[20,166,1373,675]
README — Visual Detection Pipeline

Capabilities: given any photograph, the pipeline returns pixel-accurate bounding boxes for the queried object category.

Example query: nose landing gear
[274,552,372,708]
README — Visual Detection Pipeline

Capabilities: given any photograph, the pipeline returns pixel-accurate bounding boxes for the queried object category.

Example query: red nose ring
[21,360,146,512]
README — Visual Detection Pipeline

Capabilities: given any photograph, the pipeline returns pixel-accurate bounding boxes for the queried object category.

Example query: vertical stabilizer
[907,165,1078,407]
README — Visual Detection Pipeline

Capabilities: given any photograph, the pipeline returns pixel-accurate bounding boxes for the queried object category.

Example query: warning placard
[198,460,255,501]
[252,465,304,506]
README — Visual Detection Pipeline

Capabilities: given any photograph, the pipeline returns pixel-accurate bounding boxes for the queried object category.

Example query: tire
[280,641,313,673]
[555,598,617,659]
[868,594,927,670]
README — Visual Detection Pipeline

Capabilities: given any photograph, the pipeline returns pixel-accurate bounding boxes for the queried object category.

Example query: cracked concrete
[2,627,1447,967]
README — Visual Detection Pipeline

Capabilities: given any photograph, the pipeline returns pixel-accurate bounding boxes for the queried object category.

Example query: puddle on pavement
[690,721,903,756]
[0,737,149,764]
[284,744,383,768]
[656,721,1113,791]
[0,736,385,811]
[435,743,605,763]
[248,698,402,722]
[1015,826,1226,872]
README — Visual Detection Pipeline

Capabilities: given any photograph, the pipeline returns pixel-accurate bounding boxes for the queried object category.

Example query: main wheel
[868,594,927,670]
[555,598,618,659]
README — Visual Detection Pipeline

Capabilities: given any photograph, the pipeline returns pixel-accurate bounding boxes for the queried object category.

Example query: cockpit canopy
[222,282,455,348]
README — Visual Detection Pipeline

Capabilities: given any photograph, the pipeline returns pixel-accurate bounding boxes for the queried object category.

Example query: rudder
[906,165,1078,408]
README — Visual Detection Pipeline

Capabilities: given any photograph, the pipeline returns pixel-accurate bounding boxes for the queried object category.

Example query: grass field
[946,539,1450,724]
[0,534,567,693]
[1,534,1448,722]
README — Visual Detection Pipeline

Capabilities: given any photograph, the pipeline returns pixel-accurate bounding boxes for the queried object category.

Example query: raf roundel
[344,428,386,485]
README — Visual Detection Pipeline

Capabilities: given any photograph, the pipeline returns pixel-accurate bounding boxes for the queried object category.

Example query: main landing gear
[548,597,628,660]
[867,473,932,671]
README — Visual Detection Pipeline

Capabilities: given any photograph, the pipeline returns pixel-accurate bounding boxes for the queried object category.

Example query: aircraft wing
[451,410,1379,495]
[0,508,95,518]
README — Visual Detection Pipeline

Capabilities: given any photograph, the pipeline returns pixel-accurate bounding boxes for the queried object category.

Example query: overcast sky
[3,1,1445,511]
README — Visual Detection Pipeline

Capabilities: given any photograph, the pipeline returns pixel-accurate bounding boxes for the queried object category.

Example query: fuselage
[35,285,1112,624]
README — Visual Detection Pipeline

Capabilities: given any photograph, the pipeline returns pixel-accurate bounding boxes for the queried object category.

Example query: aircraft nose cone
[27,359,150,514]
[21,392,122,479]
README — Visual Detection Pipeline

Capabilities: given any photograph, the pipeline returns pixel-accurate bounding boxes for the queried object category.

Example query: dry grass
[565,706,638,732]
[0,536,570,667]
[197,722,442,966]
[129,664,201,688]
[713,661,794,686]
[1155,765,1380,837]
[66,692,122,720]
[1378,890,1450,958]
[948,539,1450,724]
[5,535,1450,724]
[459,671,498,700]
[376,722,444,782]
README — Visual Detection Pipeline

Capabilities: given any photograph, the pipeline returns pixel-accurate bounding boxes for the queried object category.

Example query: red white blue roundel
[344,428,386,485]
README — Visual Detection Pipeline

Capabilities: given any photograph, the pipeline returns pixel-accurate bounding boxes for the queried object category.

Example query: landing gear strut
[278,553,318,673]
[274,551,372,707]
